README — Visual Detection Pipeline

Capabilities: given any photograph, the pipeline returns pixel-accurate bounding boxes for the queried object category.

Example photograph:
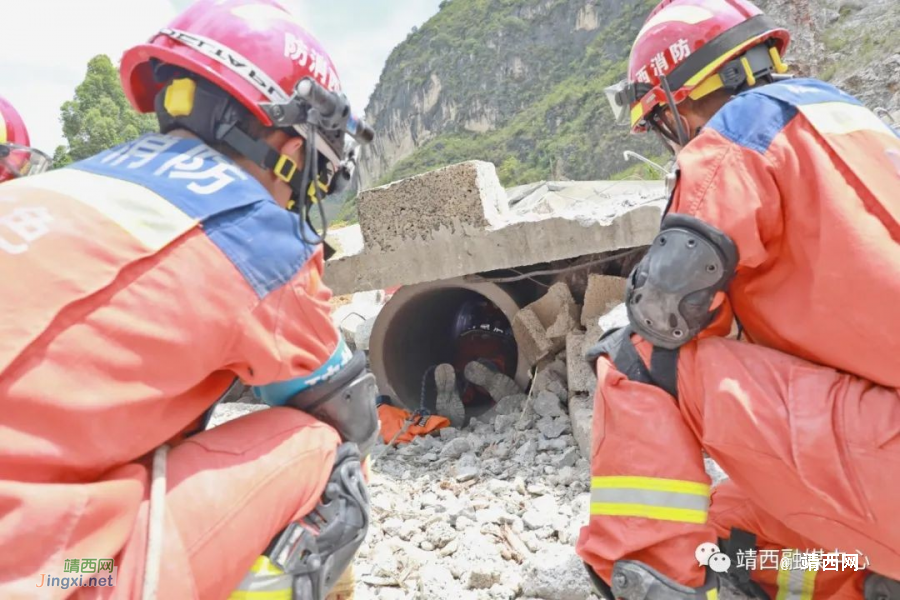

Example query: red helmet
[606,0,790,138]
[0,95,51,182]
[121,0,347,169]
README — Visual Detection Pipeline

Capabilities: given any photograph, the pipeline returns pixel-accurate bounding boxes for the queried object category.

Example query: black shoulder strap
[650,347,679,400]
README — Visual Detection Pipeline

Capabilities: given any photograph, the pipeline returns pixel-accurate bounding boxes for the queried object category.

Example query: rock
[568,394,593,461]
[398,520,422,541]
[487,478,510,494]
[566,331,596,395]
[426,521,457,549]
[533,391,564,418]
[371,492,395,513]
[441,437,473,459]
[521,545,596,600]
[532,494,559,516]
[464,564,501,590]
[522,509,551,530]
[456,465,480,482]
[381,517,403,536]
[476,507,506,525]
[555,466,577,486]
[545,380,568,403]
[420,540,435,551]
[526,482,549,495]
[515,412,535,431]
[482,458,504,475]
[537,435,573,452]
[354,316,378,352]
[493,414,517,432]
[514,476,527,495]
[512,282,581,365]
[455,515,477,531]
[515,439,537,463]
[581,274,627,328]
[467,433,487,453]
[537,416,570,439]
[439,538,459,557]
[489,584,516,600]
[418,565,460,598]
[494,394,526,415]
[440,427,461,442]
[554,447,579,469]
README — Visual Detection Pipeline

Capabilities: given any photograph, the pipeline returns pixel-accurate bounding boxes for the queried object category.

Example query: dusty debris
[207,298,739,600]
[512,282,581,365]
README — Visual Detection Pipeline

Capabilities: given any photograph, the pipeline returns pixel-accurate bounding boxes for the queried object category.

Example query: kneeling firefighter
[0,1,380,598]
[578,0,900,599]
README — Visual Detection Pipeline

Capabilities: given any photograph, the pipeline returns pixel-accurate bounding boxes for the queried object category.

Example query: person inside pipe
[0,1,380,598]
[578,0,900,599]
[419,298,521,428]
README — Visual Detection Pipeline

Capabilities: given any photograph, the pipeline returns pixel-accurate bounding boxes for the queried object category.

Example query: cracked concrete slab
[323,161,666,296]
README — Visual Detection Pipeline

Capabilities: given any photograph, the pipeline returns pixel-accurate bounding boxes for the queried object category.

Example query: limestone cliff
[357,0,900,193]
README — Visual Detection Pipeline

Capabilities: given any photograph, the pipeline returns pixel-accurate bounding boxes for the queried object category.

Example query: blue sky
[1,0,442,153]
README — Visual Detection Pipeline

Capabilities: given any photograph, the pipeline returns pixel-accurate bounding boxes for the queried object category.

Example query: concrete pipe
[369,277,531,411]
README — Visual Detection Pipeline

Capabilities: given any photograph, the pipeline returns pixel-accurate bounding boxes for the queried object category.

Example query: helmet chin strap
[292,125,331,249]
[658,75,691,148]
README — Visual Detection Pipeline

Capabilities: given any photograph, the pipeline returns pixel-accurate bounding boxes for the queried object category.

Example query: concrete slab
[356,160,508,252]
[324,163,665,296]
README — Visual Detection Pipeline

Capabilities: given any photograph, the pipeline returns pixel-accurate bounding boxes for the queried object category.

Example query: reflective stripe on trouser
[577,355,717,589]
[591,476,711,524]
[229,556,292,600]
[776,553,817,600]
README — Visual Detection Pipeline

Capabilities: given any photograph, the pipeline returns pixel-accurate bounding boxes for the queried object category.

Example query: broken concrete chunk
[512,282,581,365]
[354,316,378,352]
[568,394,593,461]
[581,274,627,328]
[357,161,507,252]
[566,331,596,395]
[533,391,565,418]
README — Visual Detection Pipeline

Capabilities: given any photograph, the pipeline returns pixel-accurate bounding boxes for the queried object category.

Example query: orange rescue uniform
[577,79,900,599]
[0,134,350,599]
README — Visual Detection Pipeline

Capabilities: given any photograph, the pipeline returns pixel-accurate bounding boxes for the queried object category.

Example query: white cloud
[2,0,440,153]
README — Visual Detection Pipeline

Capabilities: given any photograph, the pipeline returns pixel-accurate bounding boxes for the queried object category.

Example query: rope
[142,444,170,600]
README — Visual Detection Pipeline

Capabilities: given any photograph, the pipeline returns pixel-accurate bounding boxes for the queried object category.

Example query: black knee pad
[267,442,370,600]
[866,573,900,600]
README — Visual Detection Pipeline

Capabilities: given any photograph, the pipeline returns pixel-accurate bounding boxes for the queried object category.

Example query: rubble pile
[354,382,600,600]
[349,276,626,599]
[211,274,736,599]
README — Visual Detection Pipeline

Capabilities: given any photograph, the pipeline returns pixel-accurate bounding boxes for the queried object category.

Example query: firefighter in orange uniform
[577,1,900,599]
[0,1,378,598]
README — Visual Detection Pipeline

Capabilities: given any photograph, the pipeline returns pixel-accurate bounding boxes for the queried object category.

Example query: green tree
[54,55,157,166]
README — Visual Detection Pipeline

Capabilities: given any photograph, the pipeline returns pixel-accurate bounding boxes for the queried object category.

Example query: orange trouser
[72,408,340,600]
[578,337,900,598]
[710,480,866,598]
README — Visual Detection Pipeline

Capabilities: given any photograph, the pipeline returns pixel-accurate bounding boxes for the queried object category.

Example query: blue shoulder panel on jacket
[71,134,318,299]
[705,79,863,155]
